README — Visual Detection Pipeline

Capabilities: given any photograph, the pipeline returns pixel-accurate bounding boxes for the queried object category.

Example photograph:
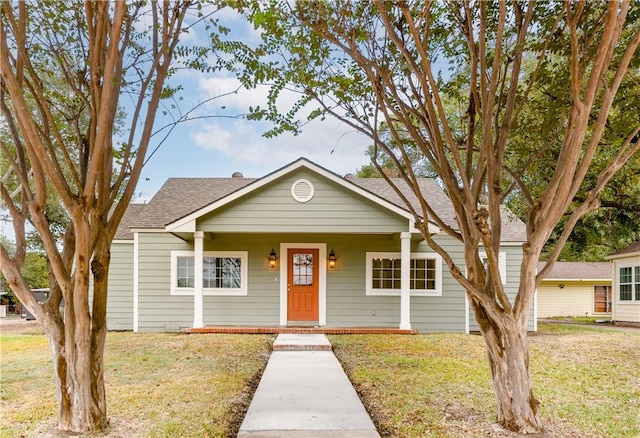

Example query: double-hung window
[366,252,442,296]
[171,251,248,296]
[619,266,640,302]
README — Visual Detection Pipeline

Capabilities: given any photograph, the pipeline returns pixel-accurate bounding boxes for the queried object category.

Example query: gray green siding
[325,233,466,332]
[134,231,484,333]
[105,242,134,330]
[137,233,192,332]
[197,170,409,233]
[466,244,534,332]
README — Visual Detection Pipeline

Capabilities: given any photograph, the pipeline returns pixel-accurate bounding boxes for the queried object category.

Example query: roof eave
[606,250,640,260]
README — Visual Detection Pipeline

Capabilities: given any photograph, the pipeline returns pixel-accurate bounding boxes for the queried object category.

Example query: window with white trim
[171,251,248,296]
[366,252,442,296]
[619,266,640,302]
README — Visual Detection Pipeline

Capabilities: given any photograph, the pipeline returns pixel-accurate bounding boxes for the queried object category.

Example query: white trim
[617,264,640,303]
[464,292,470,334]
[165,158,439,234]
[170,250,249,296]
[279,243,327,326]
[193,232,204,329]
[133,232,139,332]
[400,232,411,330]
[606,250,640,261]
[533,289,538,332]
[365,251,443,296]
[129,228,166,233]
[170,221,196,233]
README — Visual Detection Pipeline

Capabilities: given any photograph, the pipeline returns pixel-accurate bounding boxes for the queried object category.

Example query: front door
[287,248,319,322]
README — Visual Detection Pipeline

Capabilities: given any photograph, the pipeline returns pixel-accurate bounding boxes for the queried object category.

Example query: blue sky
[0,6,373,241]
[132,6,372,203]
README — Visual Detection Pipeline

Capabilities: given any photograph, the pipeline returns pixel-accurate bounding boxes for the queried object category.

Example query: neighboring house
[606,242,640,323]
[105,158,534,333]
[536,262,612,318]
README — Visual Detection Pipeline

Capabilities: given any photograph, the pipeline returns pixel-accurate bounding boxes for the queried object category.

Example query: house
[606,242,640,323]
[536,262,612,318]
[106,158,533,333]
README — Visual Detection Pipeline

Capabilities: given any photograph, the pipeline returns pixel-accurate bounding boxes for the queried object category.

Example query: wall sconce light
[269,249,277,269]
[328,249,337,270]
[559,284,565,289]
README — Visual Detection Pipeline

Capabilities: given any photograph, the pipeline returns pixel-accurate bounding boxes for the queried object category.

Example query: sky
[131,6,372,203]
[0,5,373,241]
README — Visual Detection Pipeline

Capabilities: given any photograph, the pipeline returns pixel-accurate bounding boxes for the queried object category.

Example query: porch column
[400,232,411,330]
[193,231,204,328]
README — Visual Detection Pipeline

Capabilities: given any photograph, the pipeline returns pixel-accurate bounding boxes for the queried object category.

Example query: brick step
[186,326,418,335]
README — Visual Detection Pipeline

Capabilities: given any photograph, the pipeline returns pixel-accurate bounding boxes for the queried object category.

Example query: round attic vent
[291,179,314,203]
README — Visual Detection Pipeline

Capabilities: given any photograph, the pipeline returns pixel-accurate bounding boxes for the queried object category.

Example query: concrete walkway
[237,334,380,437]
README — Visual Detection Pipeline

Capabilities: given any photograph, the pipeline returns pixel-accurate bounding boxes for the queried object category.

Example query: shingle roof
[350,178,526,242]
[130,177,256,229]
[538,261,612,280]
[350,178,457,230]
[610,241,640,257]
[114,204,146,240]
[116,161,527,242]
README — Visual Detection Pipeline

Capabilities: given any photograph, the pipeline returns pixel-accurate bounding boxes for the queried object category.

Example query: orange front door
[287,249,319,322]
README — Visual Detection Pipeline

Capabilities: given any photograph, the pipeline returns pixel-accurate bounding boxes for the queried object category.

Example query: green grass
[0,329,273,437]
[546,316,612,324]
[330,324,640,437]
[2,324,638,437]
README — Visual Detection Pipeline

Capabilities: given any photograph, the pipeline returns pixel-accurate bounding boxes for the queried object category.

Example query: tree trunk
[37,234,110,433]
[475,309,542,434]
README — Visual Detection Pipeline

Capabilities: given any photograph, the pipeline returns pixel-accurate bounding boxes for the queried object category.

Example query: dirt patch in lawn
[0,316,42,334]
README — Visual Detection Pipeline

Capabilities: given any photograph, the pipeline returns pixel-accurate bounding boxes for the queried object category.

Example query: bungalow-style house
[606,242,640,323]
[536,262,612,318]
[106,158,534,333]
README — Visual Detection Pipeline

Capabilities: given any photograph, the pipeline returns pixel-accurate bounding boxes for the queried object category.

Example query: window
[619,266,640,302]
[203,256,242,289]
[366,252,442,296]
[176,256,194,288]
[171,251,248,296]
[594,285,612,313]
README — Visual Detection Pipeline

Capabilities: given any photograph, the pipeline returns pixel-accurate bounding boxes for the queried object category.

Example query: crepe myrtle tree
[0,0,221,432]
[225,1,640,433]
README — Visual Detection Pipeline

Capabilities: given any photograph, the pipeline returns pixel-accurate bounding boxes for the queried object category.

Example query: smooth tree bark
[0,1,191,432]
[230,1,640,433]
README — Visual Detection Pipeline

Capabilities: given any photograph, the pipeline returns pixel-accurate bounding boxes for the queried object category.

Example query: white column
[400,232,411,330]
[193,231,204,328]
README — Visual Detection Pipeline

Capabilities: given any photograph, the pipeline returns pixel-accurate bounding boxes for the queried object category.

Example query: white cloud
[188,112,371,177]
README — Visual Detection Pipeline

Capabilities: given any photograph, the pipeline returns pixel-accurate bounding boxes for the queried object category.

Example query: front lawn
[0,327,273,437]
[330,324,640,437]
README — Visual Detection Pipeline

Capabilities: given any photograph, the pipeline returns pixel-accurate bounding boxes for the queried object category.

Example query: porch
[186,326,418,334]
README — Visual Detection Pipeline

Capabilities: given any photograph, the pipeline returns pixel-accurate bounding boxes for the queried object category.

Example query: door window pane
[293,253,313,286]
